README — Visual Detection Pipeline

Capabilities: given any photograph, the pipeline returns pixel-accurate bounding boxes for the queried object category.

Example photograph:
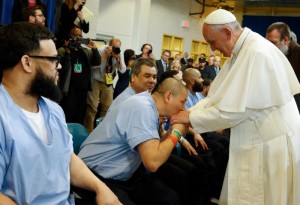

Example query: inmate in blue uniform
[79,91,160,181]
[0,85,73,205]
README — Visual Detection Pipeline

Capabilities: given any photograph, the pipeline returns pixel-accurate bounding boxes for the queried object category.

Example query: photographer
[136,43,156,61]
[84,38,126,132]
[58,26,100,125]
[56,0,89,48]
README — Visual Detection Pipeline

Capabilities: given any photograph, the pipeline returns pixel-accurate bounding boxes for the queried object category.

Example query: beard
[279,43,289,55]
[192,81,203,92]
[27,66,62,102]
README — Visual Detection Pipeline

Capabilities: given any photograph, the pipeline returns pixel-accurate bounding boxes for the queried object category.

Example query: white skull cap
[204,9,236,25]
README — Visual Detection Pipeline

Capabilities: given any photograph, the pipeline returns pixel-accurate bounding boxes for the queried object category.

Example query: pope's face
[203,24,232,57]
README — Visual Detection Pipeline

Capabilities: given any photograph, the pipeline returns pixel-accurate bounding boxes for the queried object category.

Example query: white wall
[149,0,205,56]
[85,0,206,58]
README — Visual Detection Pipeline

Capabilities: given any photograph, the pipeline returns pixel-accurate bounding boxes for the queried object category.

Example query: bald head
[155,77,186,97]
[109,38,121,47]
[153,77,187,117]
[183,68,201,85]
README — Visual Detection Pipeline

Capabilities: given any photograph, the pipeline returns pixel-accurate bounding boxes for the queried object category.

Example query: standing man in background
[204,55,221,81]
[58,26,100,125]
[84,38,126,132]
[266,22,300,112]
[171,9,300,205]
[180,51,189,65]
[156,50,171,82]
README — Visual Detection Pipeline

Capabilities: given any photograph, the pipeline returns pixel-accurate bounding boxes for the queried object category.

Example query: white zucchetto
[204,9,236,25]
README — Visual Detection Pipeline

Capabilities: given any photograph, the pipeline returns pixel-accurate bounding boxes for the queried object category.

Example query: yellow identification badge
[105,73,113,85]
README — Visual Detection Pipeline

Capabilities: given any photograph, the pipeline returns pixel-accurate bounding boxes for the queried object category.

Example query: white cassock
[189,28,300,205]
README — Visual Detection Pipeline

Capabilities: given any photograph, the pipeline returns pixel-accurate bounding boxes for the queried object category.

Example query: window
[162,34,184,57]
[190,40,210,62]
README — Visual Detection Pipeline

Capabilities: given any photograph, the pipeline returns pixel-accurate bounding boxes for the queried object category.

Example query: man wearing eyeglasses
[22,5,46,27]
[0,22,121,205]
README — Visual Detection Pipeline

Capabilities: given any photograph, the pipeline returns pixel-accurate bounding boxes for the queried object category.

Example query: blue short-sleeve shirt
[0,85,73,205]
[79,91,160,181]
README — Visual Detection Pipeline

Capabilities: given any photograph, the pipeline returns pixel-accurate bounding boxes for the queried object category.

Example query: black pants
[93,165,179,205]
[153,154,207,205]
[294,93,300,113]
[60,88,87,124]
[183,133,229,200]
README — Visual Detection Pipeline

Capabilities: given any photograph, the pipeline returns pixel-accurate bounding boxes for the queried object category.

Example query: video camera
[69,37,90,49]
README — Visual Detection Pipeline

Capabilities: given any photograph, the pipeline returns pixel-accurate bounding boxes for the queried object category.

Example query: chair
[67,123,96,204]
[67,123,90,155]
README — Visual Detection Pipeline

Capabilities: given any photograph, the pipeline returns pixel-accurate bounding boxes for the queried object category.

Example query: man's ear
[164,90,172,103]
[131,73,137,83]
[223,27,232,40]
[189,78,194,85]
[28,15,35,24]
[20,55,33,73]
[283,36,290,45]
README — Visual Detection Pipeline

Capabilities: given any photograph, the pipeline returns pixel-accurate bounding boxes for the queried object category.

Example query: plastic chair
[67,123,90,155]
[67,123,97,204]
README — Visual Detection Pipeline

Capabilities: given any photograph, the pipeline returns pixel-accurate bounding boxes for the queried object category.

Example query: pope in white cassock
[171,9,300,205]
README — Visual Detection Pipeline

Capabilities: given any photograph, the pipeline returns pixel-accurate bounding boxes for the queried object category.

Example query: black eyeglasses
[35,14,45,17]
[28,55,61,67]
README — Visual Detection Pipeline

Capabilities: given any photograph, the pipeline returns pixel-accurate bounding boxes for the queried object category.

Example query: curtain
[0,0,14,25]
[242,15,300,40]
[43,0,56,31]
[0,0,56,32]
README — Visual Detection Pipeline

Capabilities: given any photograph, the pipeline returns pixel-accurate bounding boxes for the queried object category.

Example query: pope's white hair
[209,21,241,32]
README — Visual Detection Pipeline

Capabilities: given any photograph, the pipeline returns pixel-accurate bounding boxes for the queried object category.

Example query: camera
[69,37,90,49]
[112,46,121,55]
[77,5,83,11]
[148,49,152,54]
[131,55,137,61]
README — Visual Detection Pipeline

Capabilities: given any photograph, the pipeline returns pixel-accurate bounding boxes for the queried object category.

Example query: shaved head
[155,77,186,97]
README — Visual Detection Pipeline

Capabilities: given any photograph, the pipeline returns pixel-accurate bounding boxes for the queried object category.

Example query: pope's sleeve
[189,104,259,133]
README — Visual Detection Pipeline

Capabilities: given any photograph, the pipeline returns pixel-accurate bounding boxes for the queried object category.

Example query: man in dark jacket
[58,26,100,124]
[266,22,300,112]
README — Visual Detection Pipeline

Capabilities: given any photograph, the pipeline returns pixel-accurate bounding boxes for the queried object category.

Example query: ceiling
[198,0,300,11]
